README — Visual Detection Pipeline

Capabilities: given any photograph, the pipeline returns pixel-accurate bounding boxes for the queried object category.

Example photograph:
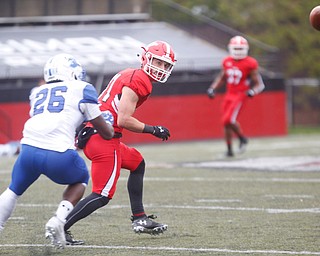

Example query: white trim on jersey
[101,150,118,197]
[231,102,242,124]
[111,95,120,114]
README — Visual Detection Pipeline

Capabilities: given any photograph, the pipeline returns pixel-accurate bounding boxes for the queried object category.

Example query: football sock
[64,192,109,231]
[0,188,19,229]
[56,200,73,223]
[127,160,145,216]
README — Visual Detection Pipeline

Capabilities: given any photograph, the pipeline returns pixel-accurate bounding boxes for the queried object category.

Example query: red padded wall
[0,91,287,144]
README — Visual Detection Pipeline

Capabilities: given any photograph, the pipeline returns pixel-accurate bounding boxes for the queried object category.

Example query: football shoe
[131,214,168,235]
[238,137,248,153]
[45,216,66,249]
[65,230,85,246]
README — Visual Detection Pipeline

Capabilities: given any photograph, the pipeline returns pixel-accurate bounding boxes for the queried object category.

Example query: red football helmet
[228,36,249,60]
[140,41,176,83]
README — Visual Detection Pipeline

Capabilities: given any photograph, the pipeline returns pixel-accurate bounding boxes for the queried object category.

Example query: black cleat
[225,150,234,157]
[131,215,168,235]
[65,230,85,246]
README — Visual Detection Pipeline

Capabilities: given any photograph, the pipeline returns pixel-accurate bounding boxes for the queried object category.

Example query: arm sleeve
[79,83,101,121]
[81,84,99,104]
[80,103,102,121]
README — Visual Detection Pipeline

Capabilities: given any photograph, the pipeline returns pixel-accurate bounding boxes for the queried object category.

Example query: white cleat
[45,216,66,249]
[238,137,248,154]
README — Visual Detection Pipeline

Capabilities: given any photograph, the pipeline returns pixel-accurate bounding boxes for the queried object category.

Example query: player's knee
[223,120,231,126]
[222,116,230,125]
[99,195,110,206]
[132,159,145,175]
[90,192,110,207]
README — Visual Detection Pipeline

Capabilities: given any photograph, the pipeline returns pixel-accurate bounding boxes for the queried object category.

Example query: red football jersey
[98,68,152,133]
[222,56,258,94]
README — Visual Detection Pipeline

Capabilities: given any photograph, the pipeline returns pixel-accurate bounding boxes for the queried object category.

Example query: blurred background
[0,0,319,145]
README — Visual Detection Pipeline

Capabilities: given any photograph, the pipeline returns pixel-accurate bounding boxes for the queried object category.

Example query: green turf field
[0,134,319,255]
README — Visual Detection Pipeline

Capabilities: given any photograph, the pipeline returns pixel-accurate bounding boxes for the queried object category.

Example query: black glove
[207,88,215,99]
[143,125,170,141]
[246,89,255,97]
[76,126,97,149]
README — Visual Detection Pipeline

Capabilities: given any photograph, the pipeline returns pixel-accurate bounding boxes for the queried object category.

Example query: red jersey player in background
[207,36,265,157]
[63,41,176,244]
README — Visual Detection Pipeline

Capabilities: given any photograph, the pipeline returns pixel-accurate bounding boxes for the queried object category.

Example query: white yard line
[264,194,314,199]
[195,199,242,203]
[158,205,320,214]
[0,244,319,255]
[120,177,320,183]
[16,203,320,214]
[182,156,320,172]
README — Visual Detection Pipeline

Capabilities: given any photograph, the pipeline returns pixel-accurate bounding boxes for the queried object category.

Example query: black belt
[77,128,122,149]
[113,132,122,138]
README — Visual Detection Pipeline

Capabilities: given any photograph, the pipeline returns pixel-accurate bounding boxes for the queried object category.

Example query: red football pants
[222,92,247,125]
[84,134,143,199]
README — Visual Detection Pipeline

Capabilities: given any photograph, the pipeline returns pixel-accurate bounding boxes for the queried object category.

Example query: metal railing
[0,13,150,26]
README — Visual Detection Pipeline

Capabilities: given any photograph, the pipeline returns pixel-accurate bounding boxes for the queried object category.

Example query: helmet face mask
[228,36,249,60]
[140,41,176,83]
[44,53,86,83]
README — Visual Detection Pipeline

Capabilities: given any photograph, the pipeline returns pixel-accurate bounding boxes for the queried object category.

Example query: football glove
[207,88,215,99]
[76,126,96,149]
[143,125,170,141]
[246,89,255,97]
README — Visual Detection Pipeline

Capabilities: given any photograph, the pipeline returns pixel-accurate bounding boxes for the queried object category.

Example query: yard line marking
[159,205,320,213]
[119,177,320,183]
[17,203,57,207]
[264,194,314,199]
[195,199,241,203]
[16,203,320,214]
[2,176,320,183]
[9,217,25,220]
[0,244,319,255]
[182,156,320,172]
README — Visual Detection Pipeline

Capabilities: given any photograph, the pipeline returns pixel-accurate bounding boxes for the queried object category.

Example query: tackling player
[207,36,265,157]
[0,53,114,248]
[63,40,176,244]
